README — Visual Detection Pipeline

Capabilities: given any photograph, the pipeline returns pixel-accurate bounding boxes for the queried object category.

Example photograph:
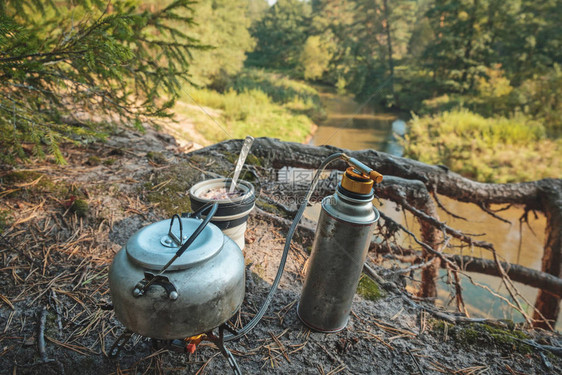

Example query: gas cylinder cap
[341,167,374,195]
[125,217,224,271]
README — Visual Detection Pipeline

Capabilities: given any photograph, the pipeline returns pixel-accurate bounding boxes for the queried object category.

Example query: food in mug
[200,187,243,200]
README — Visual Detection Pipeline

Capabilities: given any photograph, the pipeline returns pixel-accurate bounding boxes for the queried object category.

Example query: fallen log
[190,137,560,206]
[449,255,562,298]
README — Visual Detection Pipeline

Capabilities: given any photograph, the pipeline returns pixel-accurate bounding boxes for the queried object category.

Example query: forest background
[1,0,560,181]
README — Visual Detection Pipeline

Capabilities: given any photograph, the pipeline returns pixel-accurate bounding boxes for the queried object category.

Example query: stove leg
[108,329,133,358]
[206,325,243,375]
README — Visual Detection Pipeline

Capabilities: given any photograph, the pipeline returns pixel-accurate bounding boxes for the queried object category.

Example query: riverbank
[169,70,325,147]
[403,110,562,183]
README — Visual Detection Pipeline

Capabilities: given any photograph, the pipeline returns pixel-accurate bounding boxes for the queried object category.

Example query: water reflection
[386,119,406,156]
[310,89,397,152]
[376,197,552,327]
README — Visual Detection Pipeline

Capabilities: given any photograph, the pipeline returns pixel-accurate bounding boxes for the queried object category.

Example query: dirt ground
[1,127,561,374]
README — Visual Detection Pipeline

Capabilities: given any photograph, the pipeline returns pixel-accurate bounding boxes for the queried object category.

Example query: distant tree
[499,0,562,84]
[515,64,562,136]
[247,0,311,70]
[0,0,201,164]
[308,0,357,88]
[308,0,418,103]
[299,35,334,80]
[187,0,256,88]
[246,0,270,24]
[419,0,561,98]
[407,16,433,59]
[422,0,493,93]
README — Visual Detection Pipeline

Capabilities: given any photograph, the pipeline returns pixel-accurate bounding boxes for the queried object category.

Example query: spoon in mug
[229,136,255,193]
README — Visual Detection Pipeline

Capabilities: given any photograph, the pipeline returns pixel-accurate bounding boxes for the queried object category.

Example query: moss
[224,152,238,165]
[256,199,290,219]
[70,199,89,218]
[0,210,11,231]
[86,156,101,166]
[187,152,237,178]
[456,326,481,346]
[188,154,211,165]
[430,320,533,354]
[239,170,257,183]
[223,151,262,168]
[145,189,191,217]
[245,154,262,167]
[143,162,199,216]
[432,320,454,334]
[146,151,167,164]
[1,170,44,185]
[45,311,59,338]
[480,323,531,351]
[251,266,266,282]
[0,171,61,198]
[357,275,385,301]
[103,158,117,166]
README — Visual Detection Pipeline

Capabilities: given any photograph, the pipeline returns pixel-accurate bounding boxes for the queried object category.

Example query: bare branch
[477,202,512,224]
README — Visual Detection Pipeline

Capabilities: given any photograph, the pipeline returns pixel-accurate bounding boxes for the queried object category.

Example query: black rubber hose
[224,153,345,341]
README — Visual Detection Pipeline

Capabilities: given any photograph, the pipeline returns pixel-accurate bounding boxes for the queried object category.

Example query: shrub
[228,69,325,121]
[0,0,201,164]
[403,110,559,183]
[513,65,562,137]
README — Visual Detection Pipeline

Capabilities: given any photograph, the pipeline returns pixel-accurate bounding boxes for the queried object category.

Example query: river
[307,87,559,330]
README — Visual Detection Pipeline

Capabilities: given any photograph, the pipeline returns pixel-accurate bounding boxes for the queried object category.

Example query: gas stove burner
[109,323,242,375]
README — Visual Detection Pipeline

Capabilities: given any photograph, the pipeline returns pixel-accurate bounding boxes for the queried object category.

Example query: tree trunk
[382,0,395,101]
[461,0,480,91]
[375,177,441,298]
[534,184,562,328]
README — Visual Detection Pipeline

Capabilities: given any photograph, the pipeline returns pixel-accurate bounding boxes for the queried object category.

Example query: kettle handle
[175,202,218,258]
[168,201,218,247]
[167,214,183,246]
[133,272,179,300]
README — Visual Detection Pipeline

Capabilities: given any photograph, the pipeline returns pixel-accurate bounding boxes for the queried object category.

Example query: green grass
[403,110,561,183]
[176,86,315,144]
[229,69,326,121]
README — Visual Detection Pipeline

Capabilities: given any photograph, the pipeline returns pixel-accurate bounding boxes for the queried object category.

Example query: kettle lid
[125,217,224,271]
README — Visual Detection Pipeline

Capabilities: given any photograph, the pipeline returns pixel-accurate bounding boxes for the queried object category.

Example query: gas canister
[298,166,381,332]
